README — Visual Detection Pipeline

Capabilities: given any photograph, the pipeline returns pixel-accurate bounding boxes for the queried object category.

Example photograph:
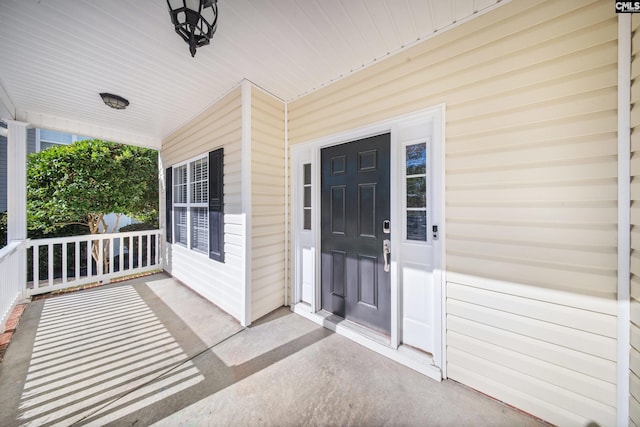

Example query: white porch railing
[26,229,163,296]
[0,240,27,331]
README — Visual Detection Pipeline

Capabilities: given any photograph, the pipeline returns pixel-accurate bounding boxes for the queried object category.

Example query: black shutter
[165,167,173,243]
[209,148,224,262]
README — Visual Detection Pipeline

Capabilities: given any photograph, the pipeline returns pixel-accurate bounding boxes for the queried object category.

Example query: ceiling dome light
[99,93,129,110]
[167,0,218,57]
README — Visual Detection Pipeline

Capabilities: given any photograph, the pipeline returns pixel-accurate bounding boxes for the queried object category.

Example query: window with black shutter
[168,148,224,263]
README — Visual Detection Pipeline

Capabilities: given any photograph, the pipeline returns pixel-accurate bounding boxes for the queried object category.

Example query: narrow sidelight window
[303,163,311,230]
[405,143,427,241]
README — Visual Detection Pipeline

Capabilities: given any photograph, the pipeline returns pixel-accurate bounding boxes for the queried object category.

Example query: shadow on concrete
[0,277,331,426]
[1,273,549,427]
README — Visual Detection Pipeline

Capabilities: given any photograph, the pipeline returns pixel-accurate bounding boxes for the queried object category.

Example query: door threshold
[318,310,391,347]
[292,303,442,382]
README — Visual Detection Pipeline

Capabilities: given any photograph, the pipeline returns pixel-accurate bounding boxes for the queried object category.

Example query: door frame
[290,105,446,378]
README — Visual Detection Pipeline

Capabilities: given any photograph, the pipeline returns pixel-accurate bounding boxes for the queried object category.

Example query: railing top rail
[0,240,26,260]
[27,229,163,247]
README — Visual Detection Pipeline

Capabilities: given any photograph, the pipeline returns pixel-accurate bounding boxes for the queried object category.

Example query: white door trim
[290,105,446,380]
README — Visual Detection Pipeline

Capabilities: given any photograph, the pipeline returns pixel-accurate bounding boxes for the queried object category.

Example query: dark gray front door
[321,133,391,334]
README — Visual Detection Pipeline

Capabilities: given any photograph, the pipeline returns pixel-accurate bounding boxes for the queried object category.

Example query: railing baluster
[62,242,67,285]
[118,235,124,272]
[47,243,54,288]
[75,240,80,281]
[146,233,151,267]
[128,236,133,272]
[98,238,104,278]
[109,236,114,275]
[86,239,92,279]
[153,233,160,265]
[33,245,39,291]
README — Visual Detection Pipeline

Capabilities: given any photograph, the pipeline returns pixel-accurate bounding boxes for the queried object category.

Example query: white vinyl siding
[250,87,286,321]
[630,13,640,427]
[287,1,617,425]
[162,87,243,320]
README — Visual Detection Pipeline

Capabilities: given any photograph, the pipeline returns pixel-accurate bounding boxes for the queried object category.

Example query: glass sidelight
[405,143,427,241]
[303,163,312,230]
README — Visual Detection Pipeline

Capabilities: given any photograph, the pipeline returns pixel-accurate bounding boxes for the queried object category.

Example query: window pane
[190,158,208,203]
[191,207,208,253]
[175,207,187,245]
[406,177,426,208]
[39,129,73,144]
[406,143,426,175]
[407,211,427,241]
[304,187,311,208]
[40,141,62,151]
[174,165,187,203]
[304,163,311,185]
[304,209,311,230]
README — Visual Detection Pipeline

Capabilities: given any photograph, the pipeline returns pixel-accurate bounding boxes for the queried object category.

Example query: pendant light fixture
[167,0,218,57]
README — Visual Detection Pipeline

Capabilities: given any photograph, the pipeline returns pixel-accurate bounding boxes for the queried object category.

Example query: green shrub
[0,211,6,249]
[119,222,157,233]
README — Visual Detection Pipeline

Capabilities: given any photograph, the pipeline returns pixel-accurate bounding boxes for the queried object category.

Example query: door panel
[321,133,391,334]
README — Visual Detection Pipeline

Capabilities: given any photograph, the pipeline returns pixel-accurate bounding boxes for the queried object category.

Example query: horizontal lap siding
[287,1,617,425]
[251,88,286,321]
[161,88,244,320]
[631,14,640,427]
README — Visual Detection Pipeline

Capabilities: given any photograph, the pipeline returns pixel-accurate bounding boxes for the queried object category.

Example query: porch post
[6,120,28,293]
[6,120,28,243]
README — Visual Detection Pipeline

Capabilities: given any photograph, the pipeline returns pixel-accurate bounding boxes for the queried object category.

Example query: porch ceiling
[0,0,502,148]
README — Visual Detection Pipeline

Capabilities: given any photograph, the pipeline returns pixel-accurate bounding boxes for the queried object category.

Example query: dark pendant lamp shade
[167,0,218,57]
[99,93,129,110]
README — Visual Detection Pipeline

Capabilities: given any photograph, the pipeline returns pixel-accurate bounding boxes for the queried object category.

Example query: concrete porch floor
[0,273,547,426]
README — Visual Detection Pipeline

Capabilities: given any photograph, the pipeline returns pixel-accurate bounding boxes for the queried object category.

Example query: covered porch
[1,1,635,426]
[0,272,545,426]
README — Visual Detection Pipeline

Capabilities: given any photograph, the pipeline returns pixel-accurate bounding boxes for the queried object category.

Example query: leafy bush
[119,222,158,233]
[0,211,6,249]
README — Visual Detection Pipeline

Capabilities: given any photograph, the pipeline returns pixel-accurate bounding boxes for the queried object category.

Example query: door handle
[383,239,391,272]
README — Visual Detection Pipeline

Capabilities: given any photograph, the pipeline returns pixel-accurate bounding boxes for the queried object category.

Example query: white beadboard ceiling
[0,0,503,148]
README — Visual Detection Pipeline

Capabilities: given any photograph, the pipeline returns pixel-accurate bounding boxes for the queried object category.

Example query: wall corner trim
[618,13,632,426]
[241,80,253,326]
